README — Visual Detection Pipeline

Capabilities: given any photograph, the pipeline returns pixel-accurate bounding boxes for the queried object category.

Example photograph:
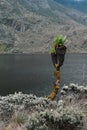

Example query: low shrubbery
[0,83,87,130]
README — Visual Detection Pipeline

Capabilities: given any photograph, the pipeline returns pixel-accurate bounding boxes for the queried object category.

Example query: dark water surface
[0,53,87,96]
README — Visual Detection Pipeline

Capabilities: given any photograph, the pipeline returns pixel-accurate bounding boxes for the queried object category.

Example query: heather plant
[46,106,82,130]
[0,83,87,130]
[12,111,28,125]
[26,112,48,130]
[25,106,83,130]
[61,83,87,99]
[0,100,14,120]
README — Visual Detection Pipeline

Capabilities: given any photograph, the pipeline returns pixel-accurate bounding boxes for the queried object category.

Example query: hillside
[0,0,87,53]
[54,0,87,14]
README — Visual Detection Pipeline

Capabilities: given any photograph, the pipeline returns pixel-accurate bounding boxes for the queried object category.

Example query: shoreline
[0,51,87,55]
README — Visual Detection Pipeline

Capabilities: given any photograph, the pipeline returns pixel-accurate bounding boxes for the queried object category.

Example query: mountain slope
[0,0,87,53]
[54,0,87,14]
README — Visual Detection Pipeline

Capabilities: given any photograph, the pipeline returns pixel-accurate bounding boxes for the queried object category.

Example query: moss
[0,42,13,53]
[0,42,7,52]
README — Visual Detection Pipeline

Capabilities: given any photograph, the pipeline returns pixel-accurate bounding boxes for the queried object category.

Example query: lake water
[0,53,87,96]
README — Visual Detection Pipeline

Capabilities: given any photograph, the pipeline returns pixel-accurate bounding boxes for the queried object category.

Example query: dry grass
[5,122,26,130]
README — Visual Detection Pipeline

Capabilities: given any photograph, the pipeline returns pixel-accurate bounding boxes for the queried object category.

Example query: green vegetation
[0,42,13,53]
[0,42,7,52]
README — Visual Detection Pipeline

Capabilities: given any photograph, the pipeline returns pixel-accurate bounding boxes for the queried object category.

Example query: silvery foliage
[61,83,87,98]
[60,83,87,111]
[0,84,86,129]
[0,92,57,120]
[26,101,83,130]
[0,97,14,120]
[26,111,48,130]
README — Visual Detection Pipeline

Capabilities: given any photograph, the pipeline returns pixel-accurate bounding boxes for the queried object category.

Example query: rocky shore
[0,83,87,130]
